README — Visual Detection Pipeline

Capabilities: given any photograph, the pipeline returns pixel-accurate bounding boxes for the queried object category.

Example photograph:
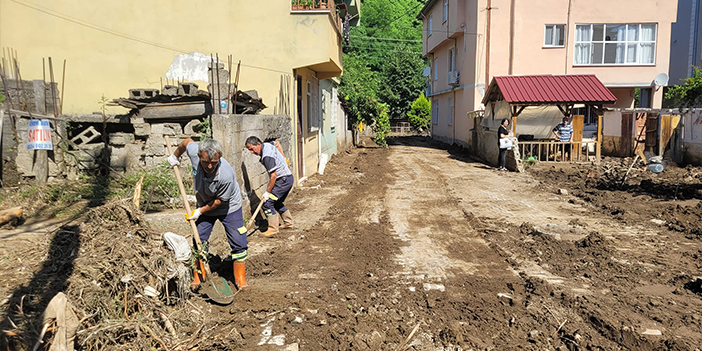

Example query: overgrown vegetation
[372,104,391,147]
[407,93,431,132]
[0,162,193,220]
[339,0,427,147]
[665,67,702,109]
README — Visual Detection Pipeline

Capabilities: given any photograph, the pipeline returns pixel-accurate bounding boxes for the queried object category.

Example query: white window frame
[447,97,454,125]
[432,100,439,124]
[574,23,657,66]
[443,0,448,23]
[544,24,565,47]
[428,15,433,36]
[448,48,454,72]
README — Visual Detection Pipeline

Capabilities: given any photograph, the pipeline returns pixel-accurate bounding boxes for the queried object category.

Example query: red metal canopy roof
[481,74,617,105]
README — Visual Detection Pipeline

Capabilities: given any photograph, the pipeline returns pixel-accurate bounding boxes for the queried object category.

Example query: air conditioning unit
[448,70,460,86]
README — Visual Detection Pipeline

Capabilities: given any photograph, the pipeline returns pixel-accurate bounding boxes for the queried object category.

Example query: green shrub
[407,93,431,132]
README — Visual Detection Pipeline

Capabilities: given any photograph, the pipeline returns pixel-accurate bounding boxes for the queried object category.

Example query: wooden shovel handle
[246,199,264,230]
[164,136,203,248]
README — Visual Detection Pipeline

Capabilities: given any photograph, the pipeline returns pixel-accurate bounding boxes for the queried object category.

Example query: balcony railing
[291,0,342,35]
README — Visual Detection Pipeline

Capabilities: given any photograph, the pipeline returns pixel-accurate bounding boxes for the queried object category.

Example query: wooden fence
[518,141,599,163]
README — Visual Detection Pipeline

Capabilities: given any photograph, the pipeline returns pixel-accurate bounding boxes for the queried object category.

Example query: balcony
[291,0,343,35]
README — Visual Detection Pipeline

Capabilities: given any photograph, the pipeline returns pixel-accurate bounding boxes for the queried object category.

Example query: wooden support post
[512,116,517,135]
[596,114,602,164]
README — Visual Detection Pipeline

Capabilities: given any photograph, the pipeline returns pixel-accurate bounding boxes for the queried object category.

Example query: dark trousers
[263,175,294,216]
[498,148,508,168]
[196,208,248,261]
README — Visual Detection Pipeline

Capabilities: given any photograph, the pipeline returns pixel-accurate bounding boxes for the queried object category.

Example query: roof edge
[417,0,439,19]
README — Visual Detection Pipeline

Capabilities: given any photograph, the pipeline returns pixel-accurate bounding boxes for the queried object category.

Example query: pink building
[419,0,678,146]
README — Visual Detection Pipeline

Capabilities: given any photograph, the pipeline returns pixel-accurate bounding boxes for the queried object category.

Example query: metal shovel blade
[201,276,235,305]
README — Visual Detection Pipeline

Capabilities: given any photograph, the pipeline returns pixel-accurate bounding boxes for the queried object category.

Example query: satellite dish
[653,73,669,87]
[423,66,431,77]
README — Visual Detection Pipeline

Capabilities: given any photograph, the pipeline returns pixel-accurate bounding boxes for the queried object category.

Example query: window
[307,78,320,132]
[448,49,454,72]
[434,56,438,81]
[574,23,656,65]
[331,86,338,131]
[432,100,439,124]
[443,0,448,22]
[429,15,433,36]
[544,24,565,47]
[447,97,454,125]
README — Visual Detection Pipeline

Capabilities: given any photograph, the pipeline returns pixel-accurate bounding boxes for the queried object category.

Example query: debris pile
[3,200,207,351]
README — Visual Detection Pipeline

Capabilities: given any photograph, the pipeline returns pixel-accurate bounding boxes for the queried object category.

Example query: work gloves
[262,192,278,201]
[168,154,180,167]
[185,208,202,222]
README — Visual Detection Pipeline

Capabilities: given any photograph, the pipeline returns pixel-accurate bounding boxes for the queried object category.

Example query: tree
[378,48,427,120]
[339,0,427,146]
[407,93,431,132]
[665,67,702,109]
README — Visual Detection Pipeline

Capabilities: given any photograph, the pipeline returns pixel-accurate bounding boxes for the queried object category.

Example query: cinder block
[134,123,151,137]
[178,82,199,96]
[162,85,178,96]
[109,133,135,146]
[184,119,203,135]
[129,89,160,100]
[71,126,101,146]
[75,143,104,170]
[110,147,128,168]
[150,123,182,136]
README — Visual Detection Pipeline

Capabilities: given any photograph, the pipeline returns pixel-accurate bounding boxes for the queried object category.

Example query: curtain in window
[574,25,591,64]
[639,24,656,64]
[554,26,562,46]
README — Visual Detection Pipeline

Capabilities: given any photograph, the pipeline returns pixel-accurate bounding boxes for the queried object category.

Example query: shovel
[245,197,265,236]
[165,136,235,305]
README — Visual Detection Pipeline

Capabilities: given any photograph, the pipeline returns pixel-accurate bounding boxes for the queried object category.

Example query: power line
[350,35,422,43]
[344,45,423,54]
[372,1,426,33]
[9,0,293,75]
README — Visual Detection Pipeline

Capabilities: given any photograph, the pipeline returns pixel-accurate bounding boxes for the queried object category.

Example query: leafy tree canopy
[666,67,702,109]
[339,0,428,146]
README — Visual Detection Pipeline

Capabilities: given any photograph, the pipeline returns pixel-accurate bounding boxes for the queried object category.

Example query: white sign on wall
[27,119,53,150]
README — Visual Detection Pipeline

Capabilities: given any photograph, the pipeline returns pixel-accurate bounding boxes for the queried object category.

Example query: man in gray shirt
[168,138,248,289]
[245,136,294,238]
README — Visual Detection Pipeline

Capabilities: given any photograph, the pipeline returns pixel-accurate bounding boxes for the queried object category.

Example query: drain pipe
[485,0,492,89]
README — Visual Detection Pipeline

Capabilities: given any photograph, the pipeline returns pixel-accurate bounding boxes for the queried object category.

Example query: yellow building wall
[0,0,342,115]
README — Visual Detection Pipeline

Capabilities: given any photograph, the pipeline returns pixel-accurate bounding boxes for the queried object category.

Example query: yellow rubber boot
[260,214,279,238]
[279,210,294,230]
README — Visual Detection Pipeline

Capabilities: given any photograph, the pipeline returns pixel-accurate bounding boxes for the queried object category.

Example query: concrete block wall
[212,114,293,212]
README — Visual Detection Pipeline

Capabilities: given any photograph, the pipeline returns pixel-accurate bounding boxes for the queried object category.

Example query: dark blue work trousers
[263,175,293,216]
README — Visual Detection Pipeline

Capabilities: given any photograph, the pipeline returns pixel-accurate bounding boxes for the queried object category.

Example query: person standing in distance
[168,138,248,289]
[245,136,294,238]
[497,118,510,171]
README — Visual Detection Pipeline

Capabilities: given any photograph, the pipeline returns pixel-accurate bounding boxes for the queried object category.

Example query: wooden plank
[621,113,633,157]
[645,113,659,150]
[138,101,209,120]
[596,114,602,164]
[659,115,680,156]
[572,115,584,160]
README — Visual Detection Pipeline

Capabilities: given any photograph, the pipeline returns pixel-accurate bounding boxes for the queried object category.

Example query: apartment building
[419,0,678,145]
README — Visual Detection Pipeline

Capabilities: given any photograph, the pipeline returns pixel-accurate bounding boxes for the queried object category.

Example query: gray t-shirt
[186,142,242,216]
[260,142,292,177]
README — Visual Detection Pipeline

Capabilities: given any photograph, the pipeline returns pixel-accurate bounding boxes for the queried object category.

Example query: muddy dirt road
[4,136,702,350]
[146,136,698,350]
